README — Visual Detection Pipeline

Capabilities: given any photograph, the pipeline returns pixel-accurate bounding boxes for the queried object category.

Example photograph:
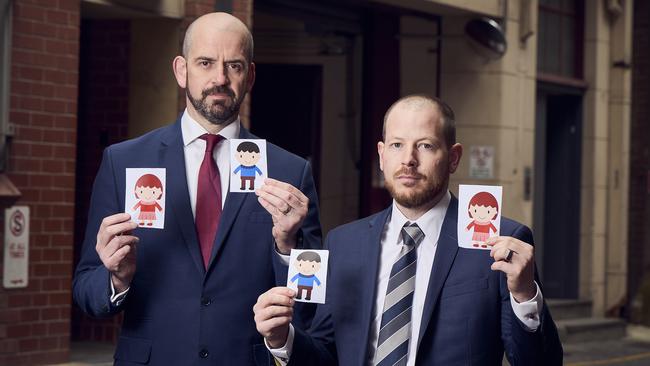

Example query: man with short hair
[254,95,562,365]
[73,12,321,365]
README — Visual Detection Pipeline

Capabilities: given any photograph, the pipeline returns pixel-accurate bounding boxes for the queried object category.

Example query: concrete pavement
[49,325,650,366]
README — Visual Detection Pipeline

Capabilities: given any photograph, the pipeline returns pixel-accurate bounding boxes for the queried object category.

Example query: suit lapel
[161,120,205,274]
[418,196,460,344]
[355,207,391,366]
[206,126,254,270]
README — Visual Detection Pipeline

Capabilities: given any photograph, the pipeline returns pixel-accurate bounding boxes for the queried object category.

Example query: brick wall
[70,18,131,343]
[0,0,80,365]
[627,0,650,319]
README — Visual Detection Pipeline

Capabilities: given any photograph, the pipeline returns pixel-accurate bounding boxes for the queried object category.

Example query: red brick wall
[70,18,131,343]
[0,0,80,365]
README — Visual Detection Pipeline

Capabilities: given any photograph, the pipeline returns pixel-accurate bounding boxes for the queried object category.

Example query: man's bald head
[182,12,254,62]
[382,94,456,149]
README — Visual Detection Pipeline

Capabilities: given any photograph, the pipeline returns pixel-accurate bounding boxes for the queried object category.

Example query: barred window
[538,0,583,78]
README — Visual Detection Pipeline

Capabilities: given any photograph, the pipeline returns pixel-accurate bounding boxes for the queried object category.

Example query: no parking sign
[3,206,29,289]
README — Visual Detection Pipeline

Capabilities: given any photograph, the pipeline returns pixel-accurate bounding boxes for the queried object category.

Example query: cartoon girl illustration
[466,191,498,248]
[132,174,163,226]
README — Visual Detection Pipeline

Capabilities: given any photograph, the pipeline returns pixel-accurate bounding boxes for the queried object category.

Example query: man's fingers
[263,178,307,202]
[256,316,292,337]
[258,305,294,322]
[97,218,138,251]
[258,181,307,209]
[103,243,135,272]
[257,196,281,217]
[99,213,133,232]
[103,235,139,256]
[253,287,295,311]
[492,246,513,262]
[491,260,513,274]
[256,190,293,215]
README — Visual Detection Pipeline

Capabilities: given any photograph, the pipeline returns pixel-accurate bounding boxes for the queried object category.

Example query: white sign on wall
[469,145,495,179]
[3,206,29,289]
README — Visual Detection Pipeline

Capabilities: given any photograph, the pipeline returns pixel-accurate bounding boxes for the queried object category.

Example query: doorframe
[534,80,584,296]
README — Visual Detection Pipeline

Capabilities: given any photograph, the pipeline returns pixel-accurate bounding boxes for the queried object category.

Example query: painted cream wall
[374,0,502,18]
[581,0,633,315]
[605,0,632,314]
[252,12,362,233]
[440,0,537,230]
[400,15,439,97]
[128,19,182,138]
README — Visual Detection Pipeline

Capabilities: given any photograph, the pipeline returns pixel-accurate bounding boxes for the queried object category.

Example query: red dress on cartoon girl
[466,191,498,248]
[133,174,163,226]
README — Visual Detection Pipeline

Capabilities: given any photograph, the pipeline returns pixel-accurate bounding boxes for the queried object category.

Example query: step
[556,317,627,343]
[547,299,592,320]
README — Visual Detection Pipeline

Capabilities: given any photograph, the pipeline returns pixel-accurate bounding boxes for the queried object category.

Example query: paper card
[457,184,502,250]
[230,139,267,193]
[125,168,166,229]
[287,249,329,304]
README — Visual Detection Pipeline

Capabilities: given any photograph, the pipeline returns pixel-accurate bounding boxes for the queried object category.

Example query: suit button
[199,349,209,358]
[201,297,211,306]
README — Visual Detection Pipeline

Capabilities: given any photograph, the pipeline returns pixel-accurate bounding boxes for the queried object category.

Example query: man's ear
[173,56,187,88]
[448,143,463,173]
[377,141,385,172]
[246,62,256,91]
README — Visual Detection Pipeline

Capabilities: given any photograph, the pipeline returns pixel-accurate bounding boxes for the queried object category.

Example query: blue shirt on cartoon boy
[290,273,321,287]
[233,164,263,177]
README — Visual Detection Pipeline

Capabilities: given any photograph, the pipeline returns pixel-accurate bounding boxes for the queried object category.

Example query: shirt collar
[390,191,451,245]
[181,109,240,146]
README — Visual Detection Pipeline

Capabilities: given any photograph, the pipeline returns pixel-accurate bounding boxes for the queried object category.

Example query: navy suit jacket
[290,197,562,365]
[73,120,321,365]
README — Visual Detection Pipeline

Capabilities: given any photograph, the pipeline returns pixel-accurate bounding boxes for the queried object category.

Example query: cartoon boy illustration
[132,174,164,226]
[466,191,498,248]
[290,251,322,301]
[233,141,263,190]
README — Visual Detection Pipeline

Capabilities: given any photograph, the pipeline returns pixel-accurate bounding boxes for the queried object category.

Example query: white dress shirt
[181,110,239,214]
[110,109,240,301]
[269,191,543,365]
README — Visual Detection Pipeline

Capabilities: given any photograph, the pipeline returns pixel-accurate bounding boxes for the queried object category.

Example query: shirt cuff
[110,276,130,306]
[509,281,543,331]
[265,324,294,366]
[275,241,291,266]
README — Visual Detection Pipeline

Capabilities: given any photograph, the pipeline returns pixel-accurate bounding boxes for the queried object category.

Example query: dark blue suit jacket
[290,197,562,365]
[73,120,321,366]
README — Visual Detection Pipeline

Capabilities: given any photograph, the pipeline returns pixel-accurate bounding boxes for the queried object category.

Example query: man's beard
[385,165,449,209]
[187,83,245,125]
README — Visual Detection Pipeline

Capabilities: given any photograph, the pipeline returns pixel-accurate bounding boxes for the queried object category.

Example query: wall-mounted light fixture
[464,17,507,60]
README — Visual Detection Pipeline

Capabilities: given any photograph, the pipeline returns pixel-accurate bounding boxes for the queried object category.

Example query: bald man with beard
[73,13,321,365]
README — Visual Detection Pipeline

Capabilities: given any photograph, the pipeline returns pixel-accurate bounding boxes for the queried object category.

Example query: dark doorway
[250,63,322,191]
[534,86,582,298]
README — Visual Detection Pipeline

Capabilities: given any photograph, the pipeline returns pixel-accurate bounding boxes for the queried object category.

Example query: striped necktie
[374,222,425,366]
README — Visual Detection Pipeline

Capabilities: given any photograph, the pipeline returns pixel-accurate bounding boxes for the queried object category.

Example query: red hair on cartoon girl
[134,174,163,199]
[468,191,498,219]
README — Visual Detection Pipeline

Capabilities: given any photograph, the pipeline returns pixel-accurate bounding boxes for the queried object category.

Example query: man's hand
[486,236,536,302]
[256,178,309,254]
[253,287,296,349]
[96,213,139,292]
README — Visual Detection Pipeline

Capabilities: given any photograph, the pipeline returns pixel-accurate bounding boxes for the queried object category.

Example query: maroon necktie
[195,134,224,268]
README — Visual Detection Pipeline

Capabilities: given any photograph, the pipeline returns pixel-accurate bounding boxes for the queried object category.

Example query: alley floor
[49,325,650,366]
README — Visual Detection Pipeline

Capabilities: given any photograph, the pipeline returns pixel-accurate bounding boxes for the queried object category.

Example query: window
[538,0,584,79]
